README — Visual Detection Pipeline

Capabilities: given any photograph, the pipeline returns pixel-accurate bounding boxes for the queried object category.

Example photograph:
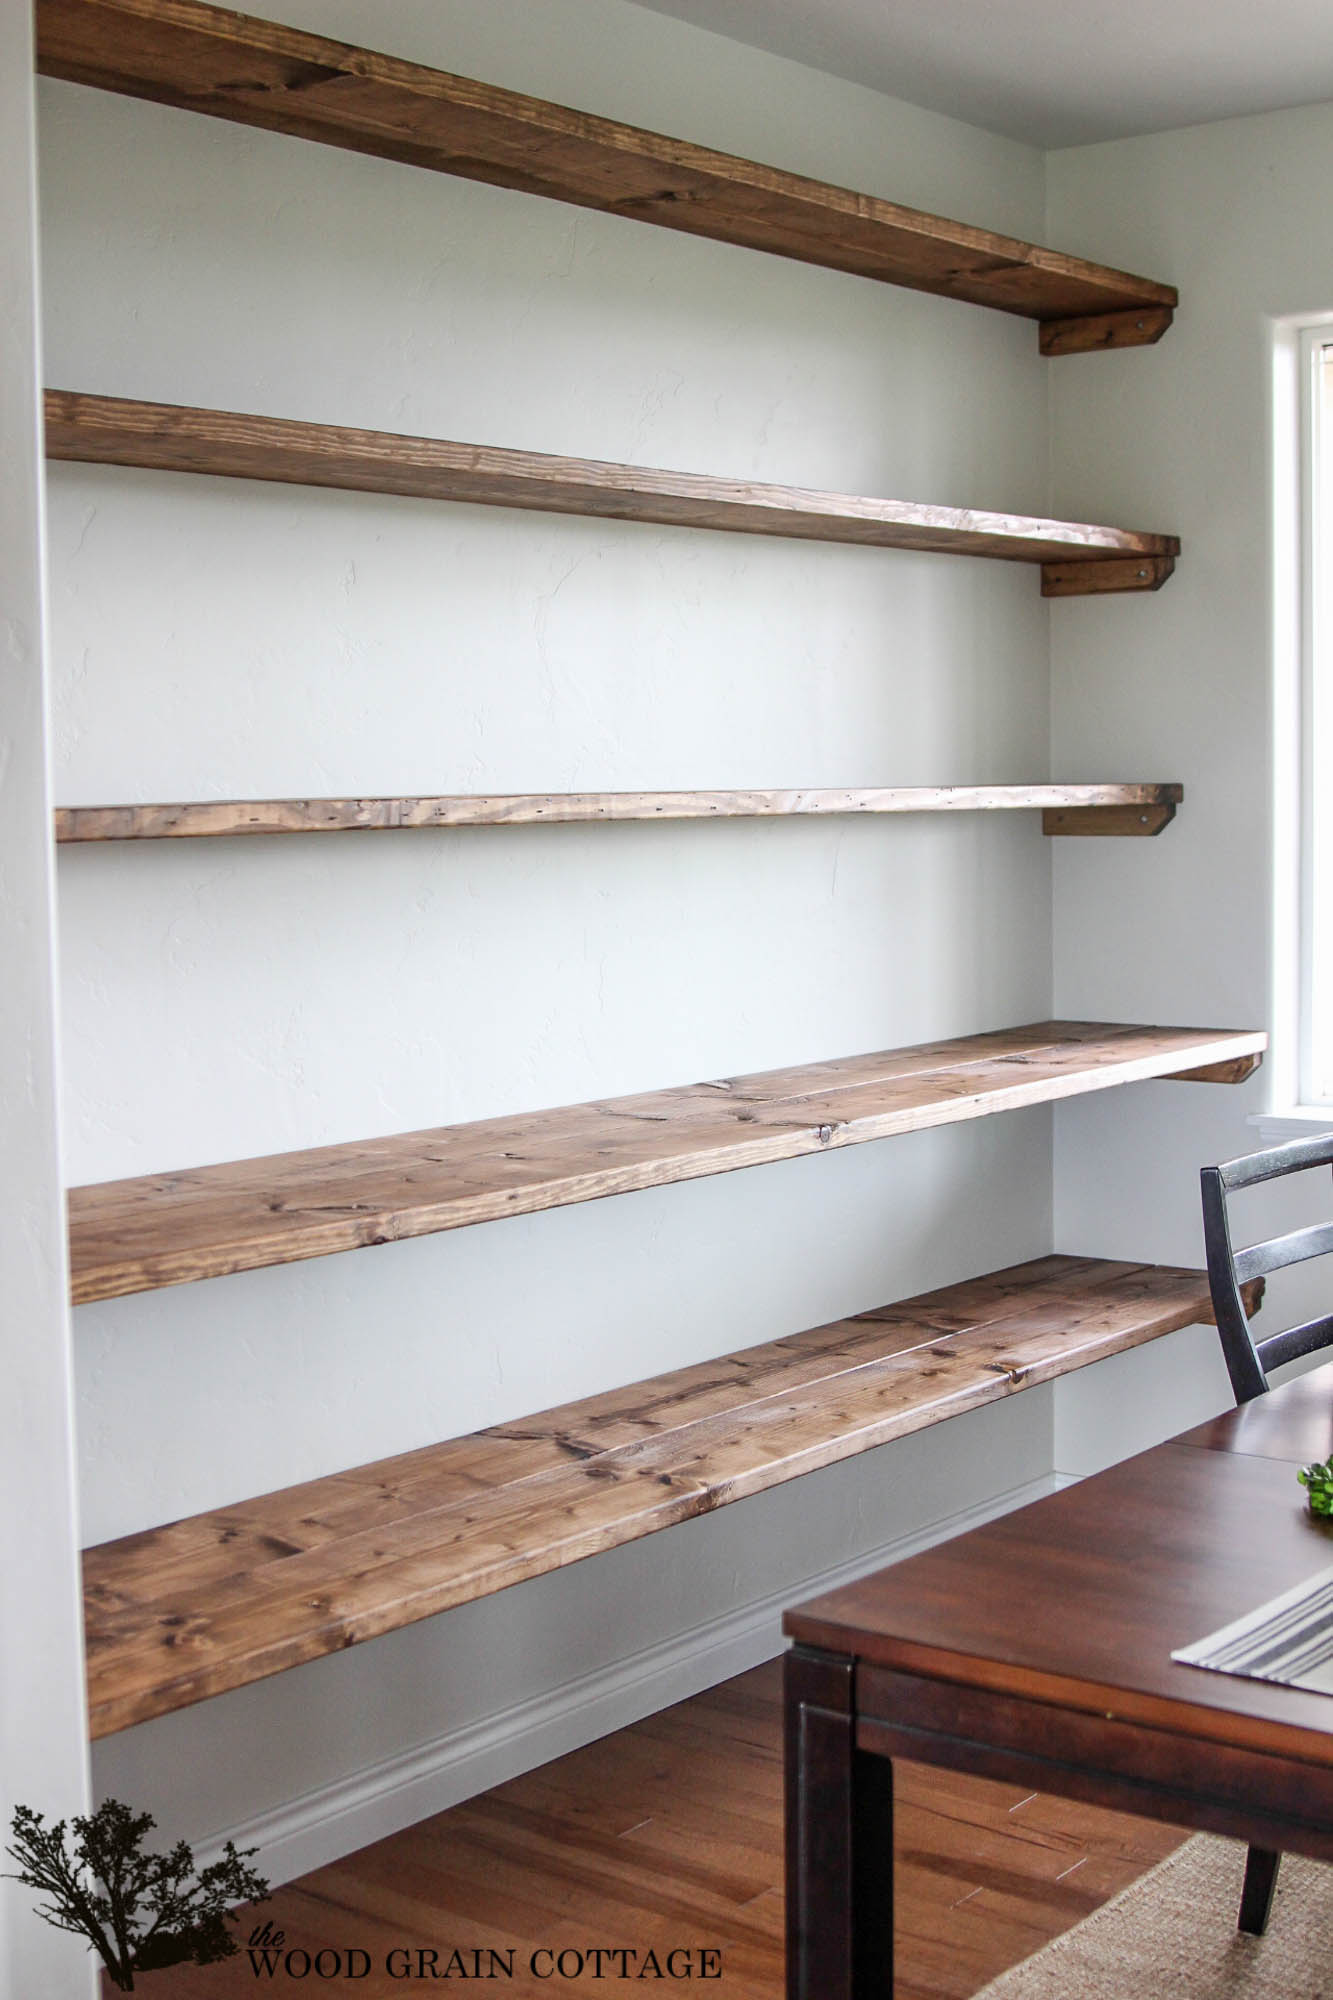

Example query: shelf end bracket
[1039,305,1175,356]
[1041,554,1176,597]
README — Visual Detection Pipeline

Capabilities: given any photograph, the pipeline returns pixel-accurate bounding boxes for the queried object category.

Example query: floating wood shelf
[81,1253,1258,1736]
[35,0,1176,354]
[55,784,1184,844]
[44,393,1180,593]
[68,1022,1265,1307]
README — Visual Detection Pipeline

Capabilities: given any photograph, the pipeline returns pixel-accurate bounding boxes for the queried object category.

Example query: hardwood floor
[134,1660,1182,1999]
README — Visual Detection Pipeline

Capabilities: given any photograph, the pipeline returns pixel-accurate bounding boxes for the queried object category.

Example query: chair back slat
[1215,1132,1333,1191]
[1233,1220,1333,1286]
[1257,1313,1333,1376]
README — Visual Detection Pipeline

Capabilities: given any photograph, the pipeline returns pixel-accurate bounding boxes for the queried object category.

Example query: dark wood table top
[1177,1363,1333,1466]
[784,1363,1333,1769]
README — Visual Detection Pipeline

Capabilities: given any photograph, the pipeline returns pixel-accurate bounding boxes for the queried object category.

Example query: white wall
[0,4,94,1992]
[34,0,1248,1887]
[1048,103,1333,1343]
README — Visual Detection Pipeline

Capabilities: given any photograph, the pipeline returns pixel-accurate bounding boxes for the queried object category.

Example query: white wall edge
[0,2,96,1990]
[198,1470,1058,1886]
[1268,314,1304,1116]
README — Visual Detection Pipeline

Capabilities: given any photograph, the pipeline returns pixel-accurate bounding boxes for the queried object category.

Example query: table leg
[1238,1847,1281,1935]
[785,1645,895,2000]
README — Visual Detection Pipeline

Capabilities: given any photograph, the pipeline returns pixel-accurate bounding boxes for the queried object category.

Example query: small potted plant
[1298,1458,1333,1517]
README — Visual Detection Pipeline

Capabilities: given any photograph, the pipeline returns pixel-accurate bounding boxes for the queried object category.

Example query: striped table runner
[1173,1564,1333,1694]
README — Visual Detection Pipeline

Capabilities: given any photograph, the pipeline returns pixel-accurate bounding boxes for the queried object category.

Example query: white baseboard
[201,1471,1057,1886]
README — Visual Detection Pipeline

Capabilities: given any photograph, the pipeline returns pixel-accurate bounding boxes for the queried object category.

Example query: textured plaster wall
[38,0,1077,1869]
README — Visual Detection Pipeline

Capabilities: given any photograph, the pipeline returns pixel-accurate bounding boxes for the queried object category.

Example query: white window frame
[1301,328,1333,1110]
[1258,318,1333,1140]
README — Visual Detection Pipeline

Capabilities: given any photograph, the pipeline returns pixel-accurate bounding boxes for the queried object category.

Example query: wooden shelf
[81,1253,1255,1736]
[68,1022,1264,1306]
[35,0,1176,355]
[55,784,1184,844]
[45,392,1180,594]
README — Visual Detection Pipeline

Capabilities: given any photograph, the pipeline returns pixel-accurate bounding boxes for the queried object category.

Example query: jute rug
[974,1836,1333,1998]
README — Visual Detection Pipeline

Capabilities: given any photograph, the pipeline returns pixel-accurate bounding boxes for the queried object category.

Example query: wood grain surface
[82,1254,1234,1736]
[44,392,1181,589]
[56,783,1185,844]
[67,1022,1266,1305]
[1178,1366,1333,1467]
[1040,800,1176,837]
[36,0,1176,345]
[1039,554,1176,596]
[1038,305,1176,356]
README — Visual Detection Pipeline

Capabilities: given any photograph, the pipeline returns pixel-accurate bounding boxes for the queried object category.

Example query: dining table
[782,1362,1333,1998]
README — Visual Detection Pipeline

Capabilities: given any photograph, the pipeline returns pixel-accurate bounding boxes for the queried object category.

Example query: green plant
[1297,1458,1333,1517]
[5,1799,269,1991]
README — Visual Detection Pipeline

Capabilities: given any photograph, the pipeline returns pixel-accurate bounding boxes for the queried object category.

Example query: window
[1300,330,1333,1109]
[1267,318,1333,1134]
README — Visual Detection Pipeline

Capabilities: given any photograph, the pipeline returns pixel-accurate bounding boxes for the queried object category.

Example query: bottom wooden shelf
[82,1253,1252,1738]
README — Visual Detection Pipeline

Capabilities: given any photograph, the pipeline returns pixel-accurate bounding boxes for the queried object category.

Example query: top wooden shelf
[35,0,1176,355]
[67,1021,1265,1306]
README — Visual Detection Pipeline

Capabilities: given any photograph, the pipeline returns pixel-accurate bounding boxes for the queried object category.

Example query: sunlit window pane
[1309,348,1333,1102]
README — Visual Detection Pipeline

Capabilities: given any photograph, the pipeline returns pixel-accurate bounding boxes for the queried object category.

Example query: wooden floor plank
[68,1021,1264,1305]
[81,1253,1250,1736]
[125,1659,1184,2000]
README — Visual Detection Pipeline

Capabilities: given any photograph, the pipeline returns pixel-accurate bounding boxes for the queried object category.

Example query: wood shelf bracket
[1041,555,1177,598]
[1165,1053,1266,1086]
[1038,307,1176,358]
[1041,800,1179,837]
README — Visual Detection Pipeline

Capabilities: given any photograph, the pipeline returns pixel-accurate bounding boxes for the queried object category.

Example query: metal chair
[1200,1131,1333,1935]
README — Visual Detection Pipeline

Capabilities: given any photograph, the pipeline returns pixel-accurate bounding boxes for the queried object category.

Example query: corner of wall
[0,7,95,1995]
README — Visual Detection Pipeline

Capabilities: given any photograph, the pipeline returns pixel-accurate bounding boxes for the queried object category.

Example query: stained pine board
[44,392,1180,591]
[35,0,1175,348]
[82,1255,1245,1735]
[67,1022,1265,1306]
[55,784,1184,843]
